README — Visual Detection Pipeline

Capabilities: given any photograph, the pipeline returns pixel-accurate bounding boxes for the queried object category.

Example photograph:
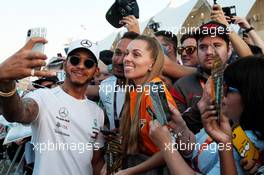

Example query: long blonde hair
[120,35,165,154]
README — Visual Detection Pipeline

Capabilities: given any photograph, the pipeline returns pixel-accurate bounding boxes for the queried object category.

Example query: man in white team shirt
[0,38,105,175]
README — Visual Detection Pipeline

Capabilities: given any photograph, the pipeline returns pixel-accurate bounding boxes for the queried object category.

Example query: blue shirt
[190,129,264,175]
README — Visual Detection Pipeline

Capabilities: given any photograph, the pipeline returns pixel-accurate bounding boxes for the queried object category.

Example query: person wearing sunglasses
[0,39,105,175]
[172,12,252,135]
[178,33,199,67]
[173,20,233,134]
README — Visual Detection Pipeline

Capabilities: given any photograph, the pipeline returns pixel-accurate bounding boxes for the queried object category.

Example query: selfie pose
[0,38,105,175]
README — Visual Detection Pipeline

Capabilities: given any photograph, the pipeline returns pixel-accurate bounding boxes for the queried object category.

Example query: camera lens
[27,30,31,37]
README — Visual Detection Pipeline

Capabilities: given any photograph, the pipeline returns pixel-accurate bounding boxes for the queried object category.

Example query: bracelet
[172,126,188,139]
[0,85,17,97]
[245,26,254,33]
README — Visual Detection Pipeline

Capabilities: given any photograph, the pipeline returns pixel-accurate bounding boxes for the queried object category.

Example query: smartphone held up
[26,27,47,71]
[212,0,237,24]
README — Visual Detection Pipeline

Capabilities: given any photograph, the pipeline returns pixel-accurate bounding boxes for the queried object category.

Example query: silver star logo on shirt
[59,107,69,118]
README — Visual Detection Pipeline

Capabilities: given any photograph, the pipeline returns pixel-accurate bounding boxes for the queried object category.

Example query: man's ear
[167,43,174,53]
[227,42,232,58]
[94,67,100,76]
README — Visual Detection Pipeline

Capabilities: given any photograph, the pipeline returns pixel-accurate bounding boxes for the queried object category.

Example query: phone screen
[148,82,170,125]
[155,82,170,121]
[230,6,237,16]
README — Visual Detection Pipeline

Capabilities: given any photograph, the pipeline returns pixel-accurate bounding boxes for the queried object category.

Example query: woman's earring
[148,64,153,72]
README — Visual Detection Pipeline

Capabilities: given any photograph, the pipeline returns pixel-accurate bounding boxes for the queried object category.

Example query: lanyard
[113,85,124,128]
[199,79,205,89]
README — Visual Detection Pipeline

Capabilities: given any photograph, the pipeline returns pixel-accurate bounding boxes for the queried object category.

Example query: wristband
[0,85,17,97]
[245,26,254,33]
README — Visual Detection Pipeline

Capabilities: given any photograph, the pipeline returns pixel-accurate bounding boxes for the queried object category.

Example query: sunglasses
[223,85,239,97]
[68,56,96,69]
[177,46,196,55]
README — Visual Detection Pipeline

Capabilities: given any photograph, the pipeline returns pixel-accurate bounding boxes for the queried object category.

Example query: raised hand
[0,37,55,82]
[211,4,229,26]
[120,15,140,34]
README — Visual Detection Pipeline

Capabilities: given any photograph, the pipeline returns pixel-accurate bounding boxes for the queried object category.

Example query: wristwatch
[245,26,254,33]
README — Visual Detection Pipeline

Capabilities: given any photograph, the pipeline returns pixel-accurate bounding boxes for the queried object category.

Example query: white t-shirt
[99,76,125,130]
[25,86,104,175]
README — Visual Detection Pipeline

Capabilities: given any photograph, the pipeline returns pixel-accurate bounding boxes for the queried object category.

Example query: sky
[0,0,185,63]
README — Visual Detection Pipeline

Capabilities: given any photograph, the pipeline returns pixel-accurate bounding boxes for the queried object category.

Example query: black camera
[106,0,139,28]
[222,6,236,24]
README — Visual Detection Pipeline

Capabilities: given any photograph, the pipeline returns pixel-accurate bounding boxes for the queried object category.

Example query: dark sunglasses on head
[32,83,55,89]
[223,84,239,97]
[177,46,196,55]
[68,56,96,69]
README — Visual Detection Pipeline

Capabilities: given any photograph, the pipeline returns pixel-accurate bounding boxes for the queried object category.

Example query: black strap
[113,85,124,128]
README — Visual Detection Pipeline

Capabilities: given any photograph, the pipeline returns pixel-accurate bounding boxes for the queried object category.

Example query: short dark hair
[194,21,230,46]
[121,31,140,40]
[224,55,264,139]
[180,33,196,44]
[154,30,178,54]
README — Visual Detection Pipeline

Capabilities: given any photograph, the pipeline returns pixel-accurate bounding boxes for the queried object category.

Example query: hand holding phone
[26,27,47,53]
[222,6,237,24]
[148,82,171,125]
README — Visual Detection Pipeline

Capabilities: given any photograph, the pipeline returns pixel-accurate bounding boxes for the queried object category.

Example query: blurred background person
[155,30,179,63]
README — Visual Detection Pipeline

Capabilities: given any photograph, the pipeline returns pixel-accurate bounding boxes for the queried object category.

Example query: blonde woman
[116,35,177,175]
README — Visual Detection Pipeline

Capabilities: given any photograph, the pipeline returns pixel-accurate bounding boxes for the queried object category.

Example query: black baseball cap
[106,0,139,28]
[99,50,113,66]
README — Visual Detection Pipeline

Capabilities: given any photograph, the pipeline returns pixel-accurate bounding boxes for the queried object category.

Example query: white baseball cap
[67,39,99,63]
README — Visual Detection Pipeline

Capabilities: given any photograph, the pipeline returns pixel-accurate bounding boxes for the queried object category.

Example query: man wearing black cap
[172,4,252,134]
[0,39,105,175]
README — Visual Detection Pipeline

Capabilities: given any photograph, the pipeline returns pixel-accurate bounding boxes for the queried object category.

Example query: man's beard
[113,64,124,79]
[71,80,90,87]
